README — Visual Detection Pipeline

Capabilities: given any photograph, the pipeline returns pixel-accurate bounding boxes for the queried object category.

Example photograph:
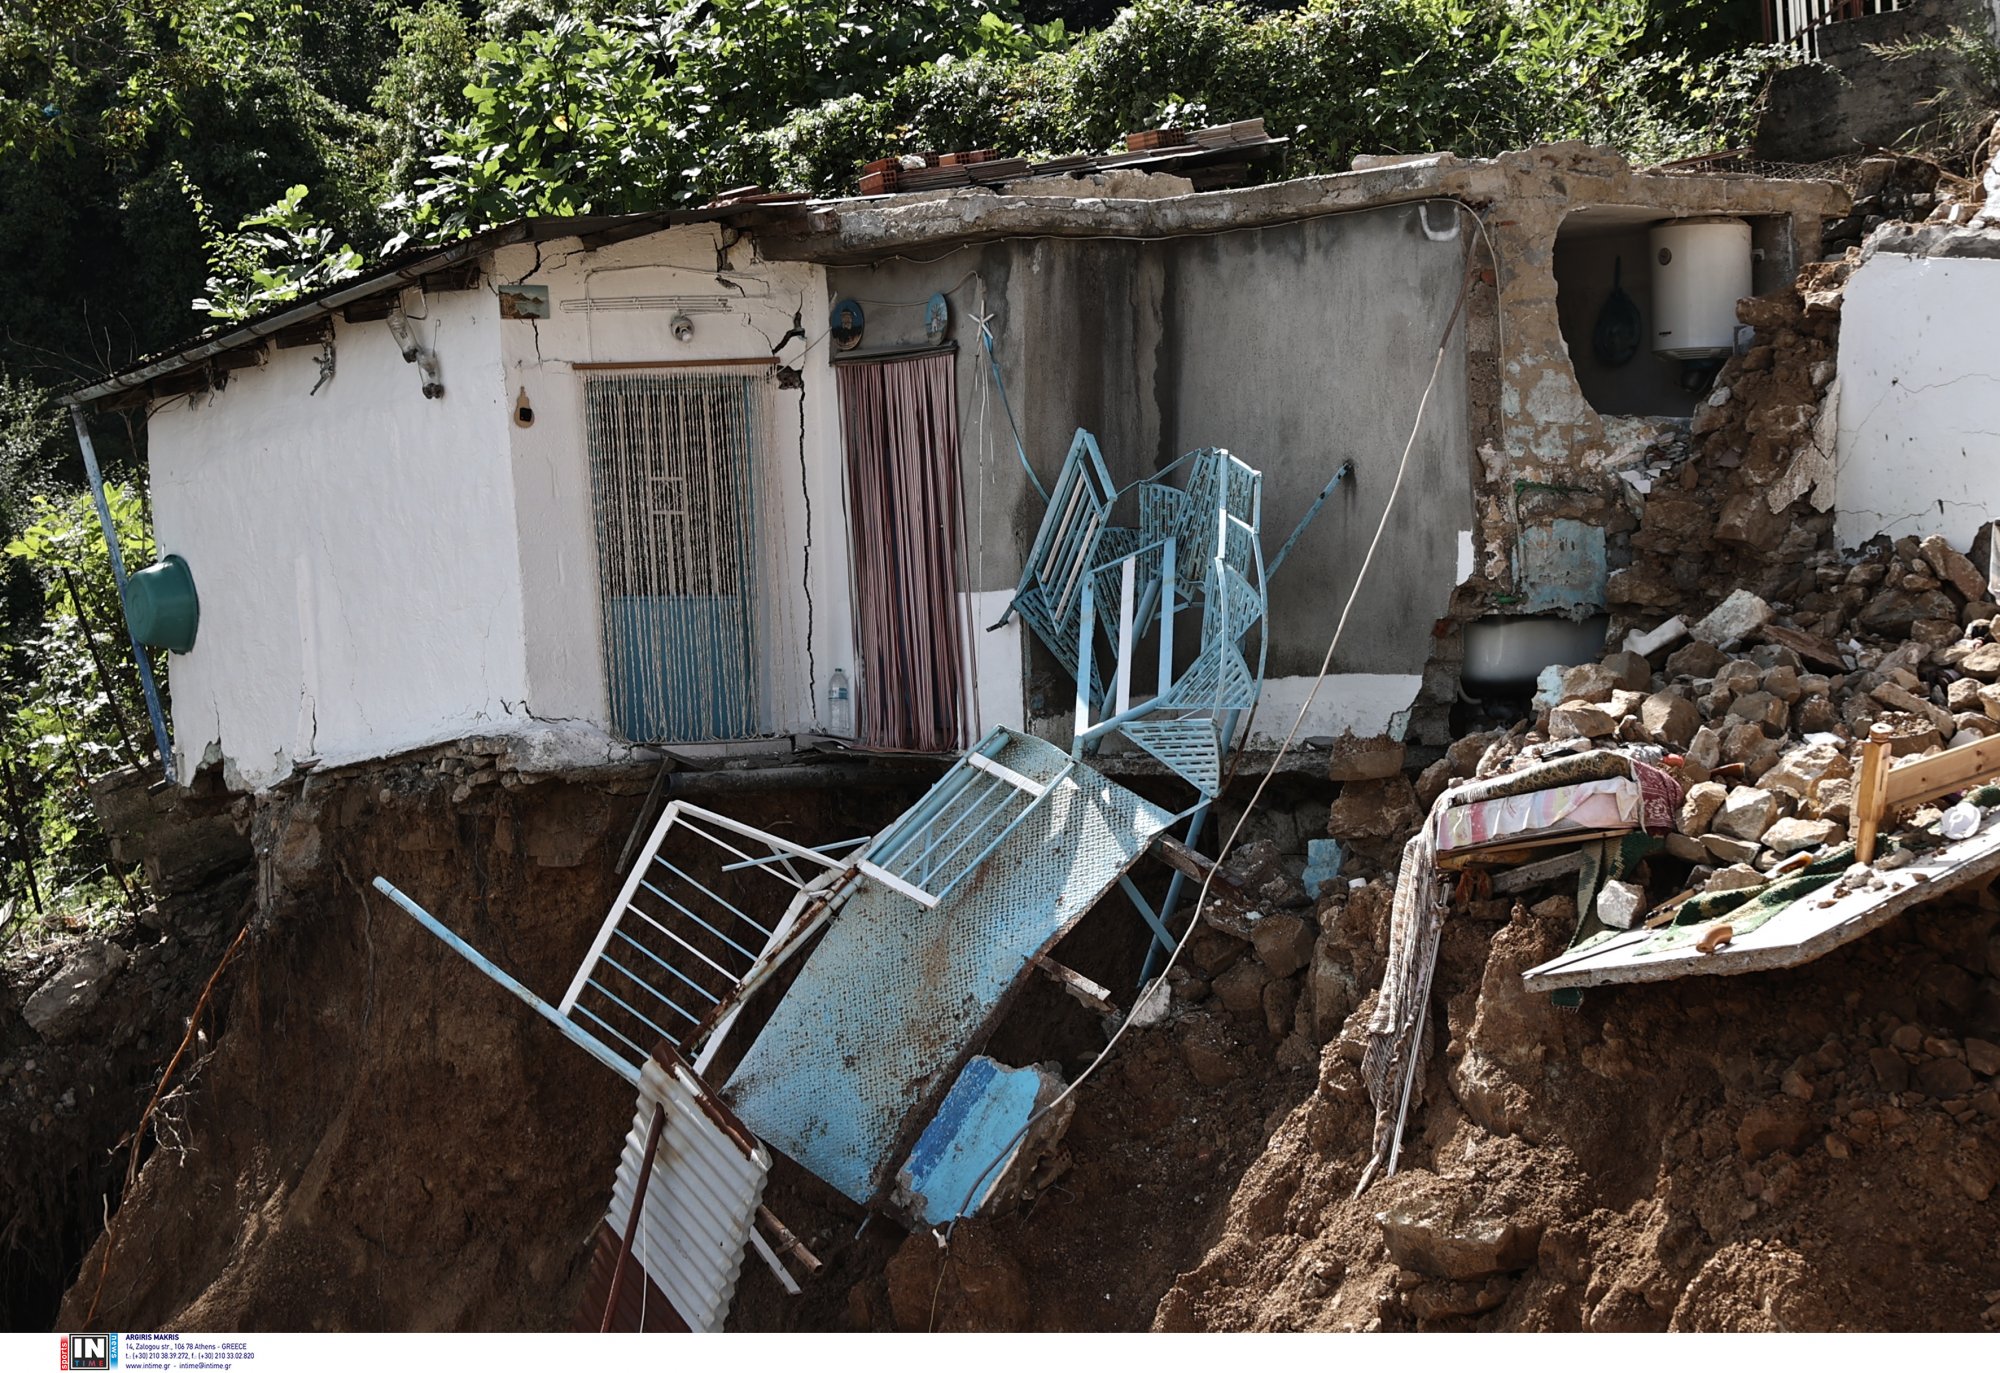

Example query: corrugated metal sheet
[576,1219,691,1333]
[602,1050,771,1333]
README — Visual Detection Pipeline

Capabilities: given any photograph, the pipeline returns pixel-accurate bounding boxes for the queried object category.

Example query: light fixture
[671,313,695,343]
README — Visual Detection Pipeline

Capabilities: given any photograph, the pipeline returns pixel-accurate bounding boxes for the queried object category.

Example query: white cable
[928,212,1482,1327]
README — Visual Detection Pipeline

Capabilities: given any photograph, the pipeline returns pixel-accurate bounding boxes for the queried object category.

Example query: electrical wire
[926,208,1483,1330]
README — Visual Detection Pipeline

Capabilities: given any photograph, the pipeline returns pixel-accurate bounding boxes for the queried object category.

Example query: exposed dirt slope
[1154,879,2000,1331]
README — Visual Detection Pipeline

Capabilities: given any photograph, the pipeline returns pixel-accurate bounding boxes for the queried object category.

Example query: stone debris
[22,938,130,1043]
[1691,590,1775,649]
[1455,515,2000,899]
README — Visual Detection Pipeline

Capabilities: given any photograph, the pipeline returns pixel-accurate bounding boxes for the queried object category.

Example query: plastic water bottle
[827,669,852,736]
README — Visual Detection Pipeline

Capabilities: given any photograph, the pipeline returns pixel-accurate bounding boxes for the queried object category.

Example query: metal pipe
[1266,460,1353,578]
[68,406,174,782]
[601,1099,670,1331]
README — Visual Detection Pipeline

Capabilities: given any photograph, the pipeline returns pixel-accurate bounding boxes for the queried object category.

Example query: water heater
[1648,217,1753,360]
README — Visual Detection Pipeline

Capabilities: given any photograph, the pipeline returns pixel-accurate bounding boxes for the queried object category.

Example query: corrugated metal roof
[62,203,809,407]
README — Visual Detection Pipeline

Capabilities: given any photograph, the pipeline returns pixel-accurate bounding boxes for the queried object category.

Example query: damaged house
[42,130,2000,1331]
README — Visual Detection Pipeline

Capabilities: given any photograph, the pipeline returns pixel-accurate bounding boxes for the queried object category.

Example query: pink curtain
[837,352,969,752]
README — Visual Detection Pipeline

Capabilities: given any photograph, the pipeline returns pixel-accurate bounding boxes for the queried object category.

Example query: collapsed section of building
[23,128,2000,1331]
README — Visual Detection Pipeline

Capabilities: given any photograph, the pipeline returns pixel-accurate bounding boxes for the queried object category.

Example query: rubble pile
[1611,265,1849,622]
[1459,514,2000,898]
[1163,839,1331,1079]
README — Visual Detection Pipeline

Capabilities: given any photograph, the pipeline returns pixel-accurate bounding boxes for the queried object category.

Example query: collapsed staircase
[377,427,1340,1329]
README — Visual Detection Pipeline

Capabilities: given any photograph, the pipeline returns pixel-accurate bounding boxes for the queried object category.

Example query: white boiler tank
[1649,217,1753,360]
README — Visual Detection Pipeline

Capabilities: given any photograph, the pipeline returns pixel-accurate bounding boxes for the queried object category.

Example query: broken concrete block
[1665,832,1709,862]
[1967,1038,2000,1077]
[1715,659,1763,695]
[1378,1200,1542,1281]
[1722,723,1782,777]
[1641,690,1700,748]
[1445,730,1502,776]
[1859,587,1958,636]
[1763,741,1850,799]
[1959,642,2000,681]
[1557,662,1620,704]
[1250,913,1316,979]
[1211,958,1272,1016]
[1531,664,1567,713]
[1596,880,1646,930]
[1702,833,1763,865]
[1920,534,1988,601]
[1691,589,1775,649]
[22,939,129,1042]
[1604,690,1646,724]
[1309,935,1358,1044]
[1705,864,1767,893]
[1328,775,1420,840]
[1325,732,1406,782]
[1913,617,1963,650]
[1548,701,1617,740]
[1868,1046,1911,1092]
[1600,651,1653,692]
[1623,616,1687,658]
[1871,681,1956,737]
[1680,780,1729,835]
[1687,724,1724,771]
[1949,676,1987,712]
[1954,714,2000,741]
[1917,1057,1975,1099]
[1761,665,1803,704]
[1794,694,1840,733]
[1667,639,1729,679]
[1762,816,1838,855]
[1714,786,1782,842]
[1727,690,1791,734]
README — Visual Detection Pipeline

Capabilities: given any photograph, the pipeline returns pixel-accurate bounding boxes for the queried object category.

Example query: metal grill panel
[857,728,1068,905]
[1121,718,1222,796]
[561,802,859,1077]
[722,728,1175,1203]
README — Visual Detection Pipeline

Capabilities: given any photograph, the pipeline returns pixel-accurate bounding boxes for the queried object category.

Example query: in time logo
[60,1333,118,1370]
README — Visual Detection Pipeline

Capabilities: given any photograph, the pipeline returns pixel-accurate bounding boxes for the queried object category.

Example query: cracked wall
[489,229,850,743]
[1833,235,2000,551]
[147,285,524,791]
[1440,146,1845,701]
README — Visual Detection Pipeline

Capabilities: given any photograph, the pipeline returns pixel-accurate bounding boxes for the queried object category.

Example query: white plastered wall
[493,229,852,742]
[148,287,523,790]
[1833,251,2000,551]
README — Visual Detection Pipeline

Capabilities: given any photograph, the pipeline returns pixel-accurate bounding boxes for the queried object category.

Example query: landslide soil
[1156,881,2000,1332]
[36,754,2000,1334]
